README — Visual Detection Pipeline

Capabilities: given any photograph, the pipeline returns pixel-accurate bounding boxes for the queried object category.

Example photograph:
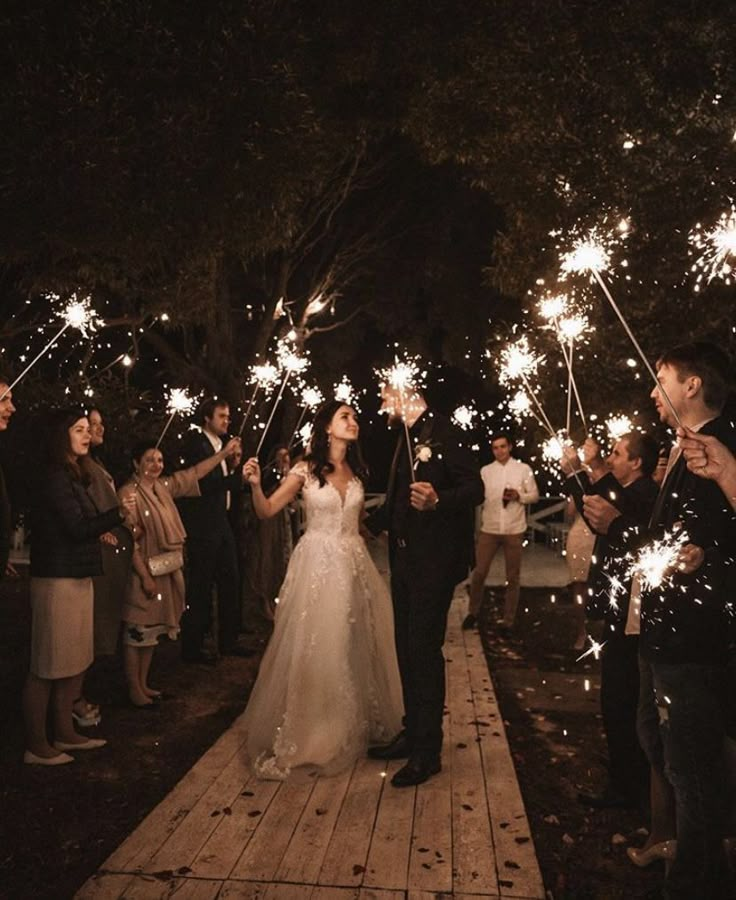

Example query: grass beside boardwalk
[478,584,664,900]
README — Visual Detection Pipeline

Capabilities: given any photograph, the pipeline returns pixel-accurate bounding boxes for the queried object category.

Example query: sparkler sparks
[557,314,589,342]
[376,354,427,473]
[0,292,104,400]
[498,337,543,385]
[630,530,690,591]
[575,637,606,663]
[689,203,736,289]
[157,387,199,448]
[508,390,532,420]
[250,362,280,395]
[606,414,633,442]
[542,433,570,463]
[301,385,324,410]
[452,404,477,430]
[537,292,569,323]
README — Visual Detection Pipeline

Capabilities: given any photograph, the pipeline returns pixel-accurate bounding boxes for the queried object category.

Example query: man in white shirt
[463,433,539,632]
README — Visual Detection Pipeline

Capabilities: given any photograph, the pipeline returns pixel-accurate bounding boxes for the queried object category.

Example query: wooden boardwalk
[77,594,545,900]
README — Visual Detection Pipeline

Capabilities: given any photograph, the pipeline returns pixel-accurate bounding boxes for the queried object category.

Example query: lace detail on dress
[243,473,403,780]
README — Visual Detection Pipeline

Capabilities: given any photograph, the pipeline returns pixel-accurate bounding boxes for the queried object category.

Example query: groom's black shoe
[391,755,441,788]
[368,731,411,761]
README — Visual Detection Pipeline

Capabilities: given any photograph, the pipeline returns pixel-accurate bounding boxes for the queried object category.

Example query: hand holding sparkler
[582,494,620,535]
[678,427,736,507]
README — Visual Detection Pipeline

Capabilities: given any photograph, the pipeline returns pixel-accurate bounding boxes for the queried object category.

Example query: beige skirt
[30,577,94,679]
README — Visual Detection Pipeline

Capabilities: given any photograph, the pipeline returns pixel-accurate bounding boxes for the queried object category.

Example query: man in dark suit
[630,343,736,900]
[366,384,483,786]
[0,376,17,580]
[562,431,659,809]
[177,397,250,663]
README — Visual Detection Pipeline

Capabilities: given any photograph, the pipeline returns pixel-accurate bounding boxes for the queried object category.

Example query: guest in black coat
[22,410,133,766]
[562,432,659,810]
[0,374,17,580]
[366,385,483,786]
[176,397,248,662]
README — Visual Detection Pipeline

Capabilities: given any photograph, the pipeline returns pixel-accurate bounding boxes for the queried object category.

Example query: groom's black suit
[367,410,483,759]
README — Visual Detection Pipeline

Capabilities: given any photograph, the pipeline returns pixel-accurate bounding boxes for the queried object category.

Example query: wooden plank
[406,762,452,894]
[445,624,499,896]
[83,875,222,900]
[274,768,353,884]
[218,883,270,899]
[318,758,387,887]
[362,759,416,891]
[311,888,360,899]
[463,626,545,900]
[357,891,405,900]
[230,777,316,881]
[101,713,249,872]
[74,873,134,899]
[189,776,281,879]
[142,745,252,874]
[262,886,314,900]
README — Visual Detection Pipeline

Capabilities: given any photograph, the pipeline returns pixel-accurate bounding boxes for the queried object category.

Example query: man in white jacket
[463,433,539,632]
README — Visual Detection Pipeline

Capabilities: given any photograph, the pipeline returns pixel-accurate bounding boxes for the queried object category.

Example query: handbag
[147,549,184,577]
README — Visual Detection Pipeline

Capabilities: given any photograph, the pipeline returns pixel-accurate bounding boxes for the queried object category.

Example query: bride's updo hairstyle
[304,399,369,487]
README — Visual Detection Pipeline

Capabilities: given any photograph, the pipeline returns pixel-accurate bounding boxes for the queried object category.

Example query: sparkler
[288,384,324,447]
[559,222,683,428]
[508,390,532,420]
[689,203,736,289]
[575,636,606,663]
[255,342,309,455]
[606,414,633,443]
[377,355,426,475]
[630,529,689,591]
[498,337,557,437]
[156,387,198,448]
[452,404,477,431]
[0,293,103,400]
[238,362,280,436]
[557,314,589,434]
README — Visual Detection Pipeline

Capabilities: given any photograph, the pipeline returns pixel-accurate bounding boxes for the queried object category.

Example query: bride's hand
[243,457,262,485]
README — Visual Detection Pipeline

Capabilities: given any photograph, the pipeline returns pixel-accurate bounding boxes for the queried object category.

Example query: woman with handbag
[118,436,241,708]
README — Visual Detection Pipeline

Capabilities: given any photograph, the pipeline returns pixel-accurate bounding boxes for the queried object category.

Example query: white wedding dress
[243,462,404,780]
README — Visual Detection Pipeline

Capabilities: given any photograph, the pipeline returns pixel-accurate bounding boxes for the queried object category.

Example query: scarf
[127,475,187,551]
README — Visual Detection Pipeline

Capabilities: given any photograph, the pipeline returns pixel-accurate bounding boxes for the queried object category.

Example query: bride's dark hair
[304,399,368,487]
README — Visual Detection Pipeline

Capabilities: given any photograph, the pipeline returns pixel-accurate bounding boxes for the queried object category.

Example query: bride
[242,400,403,779]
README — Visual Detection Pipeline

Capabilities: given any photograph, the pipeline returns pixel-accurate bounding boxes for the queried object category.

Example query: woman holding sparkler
[22,410,134,765]
[241,400,403,779]
[118,436,241,708]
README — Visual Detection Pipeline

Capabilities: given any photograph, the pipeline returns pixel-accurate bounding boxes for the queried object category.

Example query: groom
[366,383,483,786]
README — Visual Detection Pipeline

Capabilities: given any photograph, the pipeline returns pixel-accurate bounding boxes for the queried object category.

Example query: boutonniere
[414,439,441,469]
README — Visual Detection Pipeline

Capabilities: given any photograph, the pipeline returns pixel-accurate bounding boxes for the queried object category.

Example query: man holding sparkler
[0,375,17,580]
[464,432,539,634]
[177,398,251,663]
[366,378,483,787]
[562,432,659,811]
[628,342,736,900]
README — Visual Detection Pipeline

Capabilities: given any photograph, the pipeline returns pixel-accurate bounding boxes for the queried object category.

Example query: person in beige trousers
[464,433,538,633]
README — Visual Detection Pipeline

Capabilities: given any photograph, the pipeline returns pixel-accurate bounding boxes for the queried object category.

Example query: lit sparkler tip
[688,203,736,286]
[452,404,477,430]
[498,336,543,385]
[250,362,280,391]
[575,637,606,663]
[631,529,689,591]
[166,387,198,416]
[542,433,569,463]
[557,313,589,341]
[301,385,324,409]
[606,414,633,441]
[538,293,569,322]
[558,220,628,279]
[508,390,532,419]
[59,293,103,337]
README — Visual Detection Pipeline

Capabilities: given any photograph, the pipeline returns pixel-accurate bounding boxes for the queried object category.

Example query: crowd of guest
[0,385,295,767]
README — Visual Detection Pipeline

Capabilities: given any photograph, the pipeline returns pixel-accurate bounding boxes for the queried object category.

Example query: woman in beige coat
[118,435,241,707]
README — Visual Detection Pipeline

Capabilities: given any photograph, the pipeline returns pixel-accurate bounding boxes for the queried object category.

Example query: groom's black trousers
[390,545,456,759]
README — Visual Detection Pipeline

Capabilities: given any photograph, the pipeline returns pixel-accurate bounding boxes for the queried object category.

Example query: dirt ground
[0,574,676,900]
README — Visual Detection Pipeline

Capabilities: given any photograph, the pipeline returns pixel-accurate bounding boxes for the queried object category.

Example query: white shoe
[24,750,74,766]
[53,738,107,751]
